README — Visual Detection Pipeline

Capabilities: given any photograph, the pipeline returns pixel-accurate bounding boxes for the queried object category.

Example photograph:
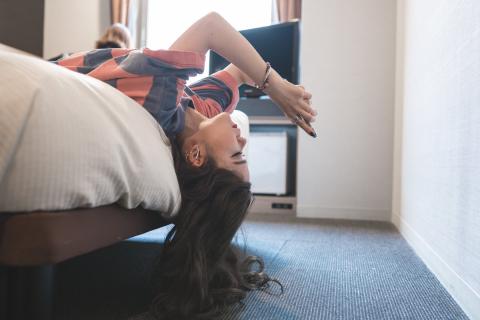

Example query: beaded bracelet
[254,62,272,91]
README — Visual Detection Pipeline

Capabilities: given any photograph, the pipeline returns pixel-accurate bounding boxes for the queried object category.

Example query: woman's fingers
[298,99,316,121]
[281,84,316,137]
[296,86,315,116]
[289,113,317,137]
[297,119,311,135]
[286,101,315,123]
[303,98,318,117]
[282,100,316,123]
[299,109,316,123]
[296,85,312,100]
[278,82,317,123]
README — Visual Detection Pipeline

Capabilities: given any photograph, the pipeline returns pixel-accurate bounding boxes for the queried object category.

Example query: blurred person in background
[95,23,132,49]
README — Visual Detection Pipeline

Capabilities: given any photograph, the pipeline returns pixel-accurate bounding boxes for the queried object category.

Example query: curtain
[111,0,130,25]
[127,0,148,48]
[276,0,302,22]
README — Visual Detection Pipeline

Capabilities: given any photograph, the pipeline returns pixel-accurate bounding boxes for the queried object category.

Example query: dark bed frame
[0,205,169,320]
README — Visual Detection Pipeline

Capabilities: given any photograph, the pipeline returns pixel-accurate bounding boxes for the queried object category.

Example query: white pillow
[0,51,181,215]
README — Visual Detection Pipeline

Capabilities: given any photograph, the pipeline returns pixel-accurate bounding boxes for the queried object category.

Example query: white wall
[297,0,396,221]
[43,0,110,59]
[392,1,480,319]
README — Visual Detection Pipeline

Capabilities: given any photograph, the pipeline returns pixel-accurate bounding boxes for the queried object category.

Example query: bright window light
[146,0,272,84]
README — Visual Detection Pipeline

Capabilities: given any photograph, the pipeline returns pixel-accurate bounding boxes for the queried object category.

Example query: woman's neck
[176,107,206,143]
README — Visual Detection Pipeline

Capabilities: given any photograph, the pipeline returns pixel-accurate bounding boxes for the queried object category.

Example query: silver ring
[291,114,303,124]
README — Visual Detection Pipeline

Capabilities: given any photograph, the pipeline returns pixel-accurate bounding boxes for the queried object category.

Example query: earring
[185,145,200,161]
[192,146,200,160]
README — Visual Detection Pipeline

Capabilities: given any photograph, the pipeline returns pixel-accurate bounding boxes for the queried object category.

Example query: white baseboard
[392,213,480,320]
[296,205,390,221]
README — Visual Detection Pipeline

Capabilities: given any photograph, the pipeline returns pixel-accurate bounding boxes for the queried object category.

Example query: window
[146,0,273,84]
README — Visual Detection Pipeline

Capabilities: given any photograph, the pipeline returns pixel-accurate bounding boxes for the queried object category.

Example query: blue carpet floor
[54,214,469,320]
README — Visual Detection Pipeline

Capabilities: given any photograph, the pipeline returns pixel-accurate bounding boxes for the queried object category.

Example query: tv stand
[239,98,298,215]
[237,97,286,118]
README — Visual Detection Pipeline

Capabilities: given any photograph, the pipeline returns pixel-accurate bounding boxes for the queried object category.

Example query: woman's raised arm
[168,12,317,136]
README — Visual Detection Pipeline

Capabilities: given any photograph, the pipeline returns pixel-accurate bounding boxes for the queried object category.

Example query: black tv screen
[209,20,300,98]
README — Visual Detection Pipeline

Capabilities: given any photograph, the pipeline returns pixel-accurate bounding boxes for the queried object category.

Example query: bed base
[0,205,168,320]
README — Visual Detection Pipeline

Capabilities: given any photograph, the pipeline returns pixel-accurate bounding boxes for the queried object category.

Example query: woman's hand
[264,70,317,136]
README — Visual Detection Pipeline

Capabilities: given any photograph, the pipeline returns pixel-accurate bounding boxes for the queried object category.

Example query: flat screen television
[209,20,300,98]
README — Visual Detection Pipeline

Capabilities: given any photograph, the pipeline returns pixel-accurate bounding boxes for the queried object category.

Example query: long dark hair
[149,138,283,319]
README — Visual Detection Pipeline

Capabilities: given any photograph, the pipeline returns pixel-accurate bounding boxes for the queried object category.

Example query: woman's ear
[185,143,207,167]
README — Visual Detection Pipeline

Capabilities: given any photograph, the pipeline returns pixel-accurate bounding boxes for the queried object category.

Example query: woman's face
[197,112,249,182]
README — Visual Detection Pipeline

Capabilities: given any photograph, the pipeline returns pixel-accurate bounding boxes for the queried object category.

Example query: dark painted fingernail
[309,131,317,138]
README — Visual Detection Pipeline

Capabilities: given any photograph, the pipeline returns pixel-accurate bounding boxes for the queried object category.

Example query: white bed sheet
[0,50,181,214]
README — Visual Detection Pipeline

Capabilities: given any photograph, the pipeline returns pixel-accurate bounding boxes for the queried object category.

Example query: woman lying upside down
[53,12,316,320]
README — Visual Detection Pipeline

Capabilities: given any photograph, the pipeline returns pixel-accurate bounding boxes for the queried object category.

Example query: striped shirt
[53,48,239,136]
